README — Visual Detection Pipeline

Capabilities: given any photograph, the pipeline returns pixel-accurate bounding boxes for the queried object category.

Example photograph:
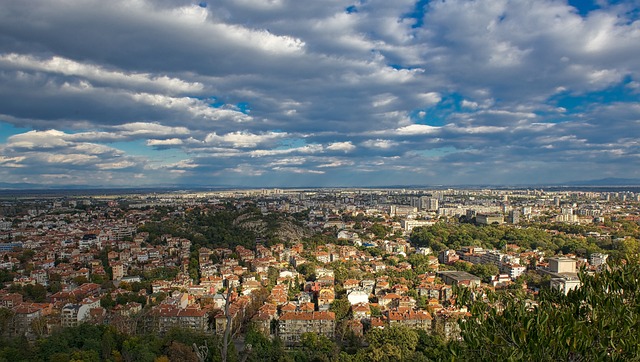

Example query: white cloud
[395,124,439,135]
[147,138,184,147]
[118,123,191,136]
[446,125,508,134]
[461,100,479,109]
[249,144,323,157]
[317,159,355,168]
[326,141,356,152]
[0,53,203,94]
[362,139,398,149]
[7,130,69,149]
[417,92,442,105]
[1,0,639,186]
[204,131,288,148]
[130,93,253,122]
[272,167,325,174]
[96,160,136,169]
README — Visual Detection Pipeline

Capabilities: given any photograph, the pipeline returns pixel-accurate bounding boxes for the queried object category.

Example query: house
[417,283,453,301]
[61,297,100,328]
[397,296,416,309]
[501,263,526,280]
[490,274,512,288]
[252,303,278,336]
[378,293,401,310]
[387,309,433,332]
[438,250,459,264]
[9,303,52,338]
[278,311,335,346]
[371,261,386,273]
[343,279,360,291]
[0,293,23,308]
[351,302,371,321]
[315,251,330,264]
[317,288,335,311]
[360,279,375,294]
[299,302,315,312]
[201,276,224,292]
[437,271,481,288]
[149,305,208,334]
[252,310,273,336]
[550,275,581,295]
[391,284,409,295]
[241,280,262,295]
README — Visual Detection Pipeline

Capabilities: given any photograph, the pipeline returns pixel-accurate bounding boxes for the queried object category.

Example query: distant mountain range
[557,178,640,186]
[1,178,639,191]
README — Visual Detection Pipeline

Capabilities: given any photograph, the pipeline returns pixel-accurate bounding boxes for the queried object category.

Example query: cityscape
[1,186,639,360]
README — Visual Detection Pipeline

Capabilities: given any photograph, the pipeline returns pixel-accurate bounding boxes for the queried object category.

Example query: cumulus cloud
[0,0,639,186]
[362,139,398,149]
[204,131,288,148]
[0,53,203,94]
[326,141,356,152]
[395,124,439,135]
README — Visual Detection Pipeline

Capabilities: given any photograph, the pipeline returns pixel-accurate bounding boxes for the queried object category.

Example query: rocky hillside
[233,212,312,244]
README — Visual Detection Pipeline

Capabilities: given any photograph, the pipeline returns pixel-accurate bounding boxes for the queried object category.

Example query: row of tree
[0,324,227,362]
[409,221,635,259]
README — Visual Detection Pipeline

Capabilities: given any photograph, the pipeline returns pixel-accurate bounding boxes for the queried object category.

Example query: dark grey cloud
[0,0,638,186]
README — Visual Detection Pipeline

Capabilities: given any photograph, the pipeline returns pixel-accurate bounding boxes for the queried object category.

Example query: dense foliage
[409,222,635,260]
[139,206,257,249]
[454,262,640,361]
[0,324,223,362]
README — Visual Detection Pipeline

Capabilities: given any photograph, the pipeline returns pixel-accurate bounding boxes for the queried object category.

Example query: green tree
[100,294,116,309]
[470,263,499,283]
[329,298,351,322]
[296,332,340,362]
[455,262,640,361]
[166,341,199,362]
[0,308,14,335]
[121,335,162,362]
[244,326,291,362]
[361,325,419,361]
[368,223,389,240]
[452,260,472,272]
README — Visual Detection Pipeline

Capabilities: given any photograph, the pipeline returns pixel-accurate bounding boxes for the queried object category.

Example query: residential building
[278,311,335,346]
[436,271,481,288]
[550,276,581,295]
[387,309,433,332]
[589,253,608,268]
[476,214,504,225]
[547,257,576,273]
[148,305,208,334]
[61,298,100,328]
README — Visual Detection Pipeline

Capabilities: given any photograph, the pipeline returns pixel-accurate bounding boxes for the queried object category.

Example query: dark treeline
[410,221,639,260]
[0,324,220,362]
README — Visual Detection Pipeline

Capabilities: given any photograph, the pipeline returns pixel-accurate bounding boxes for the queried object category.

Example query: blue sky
[0,0,639,187]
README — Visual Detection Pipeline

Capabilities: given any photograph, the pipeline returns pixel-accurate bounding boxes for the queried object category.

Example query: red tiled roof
[387,309,432,321]
[279,311,335,321]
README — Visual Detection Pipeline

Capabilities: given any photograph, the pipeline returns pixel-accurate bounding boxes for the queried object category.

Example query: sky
[0,0,639,188]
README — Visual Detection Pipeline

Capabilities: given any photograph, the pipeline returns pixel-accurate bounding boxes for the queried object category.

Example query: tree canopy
[454,262,640,361]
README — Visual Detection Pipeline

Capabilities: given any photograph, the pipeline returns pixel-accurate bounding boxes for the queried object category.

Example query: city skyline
[1,0,639,188]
